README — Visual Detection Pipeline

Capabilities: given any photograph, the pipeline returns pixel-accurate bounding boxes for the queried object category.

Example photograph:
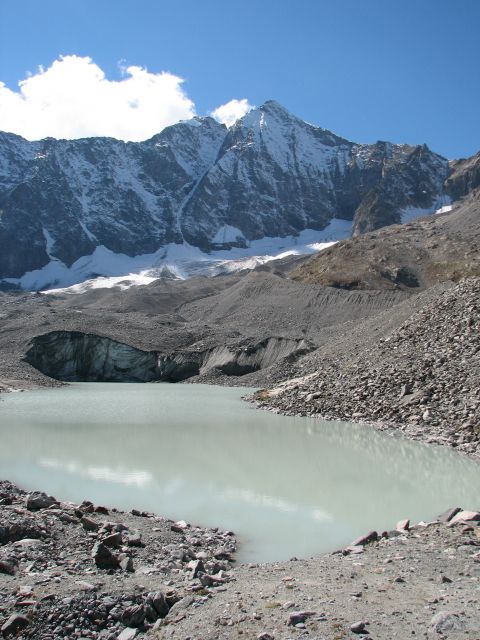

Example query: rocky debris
[350,620,368,634]
[256,278,480,458]
[1,613,29,637]
[153,515,480,640]
[1,480,478,639]
[428,611,464,634]
[25,491,58,511]
[287,610,316,626]
[0,481,236,639]
[92,542,121,570]
[350,531,378,547]
[292,190,480,291]
[447,510,480,526]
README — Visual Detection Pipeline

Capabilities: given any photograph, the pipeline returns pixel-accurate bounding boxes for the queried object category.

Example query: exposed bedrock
[24,331,312,383]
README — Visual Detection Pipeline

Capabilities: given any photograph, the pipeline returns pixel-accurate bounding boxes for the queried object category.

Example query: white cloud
[211,98,253,127]
[0,55,195,141]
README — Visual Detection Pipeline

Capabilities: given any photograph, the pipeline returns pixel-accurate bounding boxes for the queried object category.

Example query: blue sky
[0,0,478,157]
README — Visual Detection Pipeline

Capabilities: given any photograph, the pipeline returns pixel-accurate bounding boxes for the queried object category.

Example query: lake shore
[1,480,479,639]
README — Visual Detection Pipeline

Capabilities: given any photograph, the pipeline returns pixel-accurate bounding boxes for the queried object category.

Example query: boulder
[448,510,480,526]
[25,491,57,510]
[149,591,170,618]
[118,554,134,573]
[1,614,29,637]
[351,620,367,634]
[122,604,145,628]
[429,611,464,634]
[103,532,123,547]
[81,516,99,531]
[91,542,119,569]
[438,507,462,523]
[117,629,138,640]
[287,611,316,626]
[350,531,378,546]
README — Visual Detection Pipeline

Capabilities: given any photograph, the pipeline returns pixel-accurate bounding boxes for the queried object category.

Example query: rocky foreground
[255,278,480,458]
[1,482,479,640]
[0,481,236,639]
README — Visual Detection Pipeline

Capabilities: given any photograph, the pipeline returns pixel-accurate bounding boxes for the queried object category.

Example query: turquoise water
[0,382,479,562]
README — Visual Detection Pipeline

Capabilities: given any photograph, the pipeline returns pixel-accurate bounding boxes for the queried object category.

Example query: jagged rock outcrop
[445,151,480,199]
[0,101,450,283]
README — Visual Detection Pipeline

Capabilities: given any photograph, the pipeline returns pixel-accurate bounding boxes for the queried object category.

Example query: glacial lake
[1,383,479,562]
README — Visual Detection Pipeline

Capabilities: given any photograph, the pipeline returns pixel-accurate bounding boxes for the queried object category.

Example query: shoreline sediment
[1,480,479,639]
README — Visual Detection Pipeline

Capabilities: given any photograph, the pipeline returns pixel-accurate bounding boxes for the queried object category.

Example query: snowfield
[4,220,353,294]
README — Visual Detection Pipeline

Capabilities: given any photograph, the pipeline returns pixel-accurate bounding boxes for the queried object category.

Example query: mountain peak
[259,99,290,113]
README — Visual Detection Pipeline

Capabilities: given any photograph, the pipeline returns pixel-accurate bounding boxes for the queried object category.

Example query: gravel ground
[1,482,479,640]
[0,481,237,640]
[255,278,480,459]
[151,515,480,640]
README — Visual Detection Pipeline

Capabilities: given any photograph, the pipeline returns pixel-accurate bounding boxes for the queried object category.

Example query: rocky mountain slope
[0,101,450,286]
[255,277,480,457]
[292,187,480,290]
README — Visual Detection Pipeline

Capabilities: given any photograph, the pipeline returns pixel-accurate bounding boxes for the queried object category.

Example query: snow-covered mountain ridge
[0,100,452,290]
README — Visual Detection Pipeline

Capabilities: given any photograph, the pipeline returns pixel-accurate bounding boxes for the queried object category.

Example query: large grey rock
[429,611,464,634]
[1,614,29,637]
[25,491,57,510]
[91,541,119,569]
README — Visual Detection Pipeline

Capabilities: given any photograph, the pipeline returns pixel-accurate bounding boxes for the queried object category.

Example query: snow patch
[212,225,245,244]
[400,196,452,223]
[3,219,352,293]
[435,204,453,215]
[42,227,56,259]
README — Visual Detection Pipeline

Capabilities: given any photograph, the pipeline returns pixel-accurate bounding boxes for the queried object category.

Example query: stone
[95,505,109,515]
[0,559,17,575]
[350,620,367,634]
[119,555,134,573]
[122,605,146,628]
[344,545,364,555]
[257,634,274,640]
[396,519,410,532]
[350,531,378,547]
[167,596,194,617]
[75,580,97,591]
[92,542,119,569]
[81,516,99,531]
[199,573,226,587]
[189,558,205,578]
[103,532,123,547]
[13,538,43,548]
[438,507,462,523]
[287,611,316,626]
[448,510,480,526]
[171,520,189,532]
[429,611,464,634]
[25,491,57,510]
[126,533,142,547]
[117,629,138,640]
[1,614,29,636]
[150,591,170,618]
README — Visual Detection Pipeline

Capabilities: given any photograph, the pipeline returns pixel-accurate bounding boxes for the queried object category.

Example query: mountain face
[445,152,480,200]
[0,100,451,283]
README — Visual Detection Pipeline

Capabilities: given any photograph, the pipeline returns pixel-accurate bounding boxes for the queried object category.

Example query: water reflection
[0,383,479,562]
